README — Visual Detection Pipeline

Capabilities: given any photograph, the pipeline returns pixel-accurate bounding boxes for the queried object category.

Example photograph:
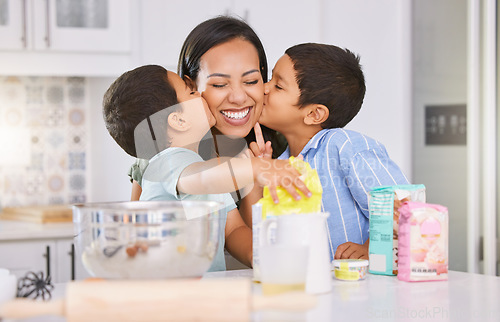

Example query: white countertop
[208,269,500,322]
[0,220,74,241]
[3,269,499,322]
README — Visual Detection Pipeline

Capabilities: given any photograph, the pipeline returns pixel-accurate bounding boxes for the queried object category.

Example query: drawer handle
[68,243,75,280]
[42,245,50,278]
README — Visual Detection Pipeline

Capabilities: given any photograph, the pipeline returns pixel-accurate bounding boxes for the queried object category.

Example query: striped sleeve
[345,147,409,216]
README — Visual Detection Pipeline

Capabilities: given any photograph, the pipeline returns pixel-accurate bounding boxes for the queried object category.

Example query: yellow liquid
[262,283,306,295]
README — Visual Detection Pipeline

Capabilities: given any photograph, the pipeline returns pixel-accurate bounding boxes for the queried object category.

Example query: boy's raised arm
[176,157,310,203]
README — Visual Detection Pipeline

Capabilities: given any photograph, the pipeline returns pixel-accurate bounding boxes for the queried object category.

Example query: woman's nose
[228,85,247,105]
[264,82,270,94]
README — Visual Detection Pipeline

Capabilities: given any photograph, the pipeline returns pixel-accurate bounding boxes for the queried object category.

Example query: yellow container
[332,259,369,281]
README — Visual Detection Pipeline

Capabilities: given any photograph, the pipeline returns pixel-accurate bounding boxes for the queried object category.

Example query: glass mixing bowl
[72,201,222,279]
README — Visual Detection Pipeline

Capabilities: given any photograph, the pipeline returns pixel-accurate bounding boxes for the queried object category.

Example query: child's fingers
[339,244,358,259]
[348,248,368,260]
[293,177,311,198]
[248,142,262,157]
[268,185,279,204]
[356,251,369,260]
[254,122,265,149]
[276,164,309,199]
[334,243,349,259]
[240,148,252,159]
[282,184,302,201]
[249,139,271,158]
[263,141,273,159]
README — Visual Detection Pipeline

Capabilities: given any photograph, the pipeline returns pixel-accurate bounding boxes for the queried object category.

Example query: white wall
[412,0,468,272]
[322,0,412,179]
[88,77,136,202]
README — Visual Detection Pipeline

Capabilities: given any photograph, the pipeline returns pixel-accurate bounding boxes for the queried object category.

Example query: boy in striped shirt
[258,43,409,260]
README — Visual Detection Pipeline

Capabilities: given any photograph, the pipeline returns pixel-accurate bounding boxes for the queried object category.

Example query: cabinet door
[32,0,131,53]
[0,240,56,280]
[233,0,322,75]
[54,239,91,283]
[140,0,232,68]
[0,0,28,50]
[54,239,73,283]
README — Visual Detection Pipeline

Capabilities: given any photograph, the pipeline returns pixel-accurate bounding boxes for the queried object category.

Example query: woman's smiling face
[196,38,264,138]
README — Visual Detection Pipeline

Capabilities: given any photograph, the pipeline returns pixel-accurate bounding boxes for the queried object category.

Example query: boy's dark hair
[102,65,179,158]
[285,43,366,129]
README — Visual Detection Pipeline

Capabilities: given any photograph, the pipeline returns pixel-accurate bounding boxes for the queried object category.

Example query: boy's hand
[252,158,311,204]
[236,147,253,159]
[249,122,273,158]
[334,241,369,260]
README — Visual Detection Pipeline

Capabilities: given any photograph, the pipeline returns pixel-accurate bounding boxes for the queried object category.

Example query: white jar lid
[332,259,369,269]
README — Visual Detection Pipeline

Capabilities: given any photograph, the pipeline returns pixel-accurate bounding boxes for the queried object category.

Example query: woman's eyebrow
[242,69,259,77]
[206,69,259,79]
[207,73,230,78]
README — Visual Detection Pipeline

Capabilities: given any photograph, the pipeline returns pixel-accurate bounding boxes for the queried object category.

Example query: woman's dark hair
[178,16,268,82]
[285,43,366,129]
[178,16,286,157]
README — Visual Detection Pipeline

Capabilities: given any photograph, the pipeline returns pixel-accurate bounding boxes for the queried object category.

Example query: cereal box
[368,184,426,275]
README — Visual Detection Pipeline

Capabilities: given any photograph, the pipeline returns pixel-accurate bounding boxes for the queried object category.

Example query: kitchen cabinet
[54,239,87,283]
[0,221,90,284]
[0,239,83,284]
[0,0,138,76]
[0,0,130,52]
[0,0,321,76]
[0,0,26,50]
[0,240,56,281]
[140,0,321,73]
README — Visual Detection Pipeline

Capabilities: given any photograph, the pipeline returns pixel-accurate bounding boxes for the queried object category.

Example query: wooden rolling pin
[0,279,316,322]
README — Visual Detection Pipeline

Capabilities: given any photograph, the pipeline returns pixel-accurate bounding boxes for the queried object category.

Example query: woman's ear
[183,76,197,91]
[304,104,329,125]
[168,112,191,131]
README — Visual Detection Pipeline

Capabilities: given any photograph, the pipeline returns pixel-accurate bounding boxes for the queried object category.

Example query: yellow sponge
[258,156,323,217]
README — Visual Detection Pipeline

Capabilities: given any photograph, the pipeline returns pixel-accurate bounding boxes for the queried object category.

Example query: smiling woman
[178,16,283,151]
[129,16,286,205]
[195,38,264,139]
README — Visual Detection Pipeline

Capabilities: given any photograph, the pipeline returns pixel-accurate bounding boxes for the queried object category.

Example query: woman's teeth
[221,108,250,120]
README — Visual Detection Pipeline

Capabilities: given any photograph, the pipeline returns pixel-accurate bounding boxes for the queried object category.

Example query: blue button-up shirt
[279,128,409,259]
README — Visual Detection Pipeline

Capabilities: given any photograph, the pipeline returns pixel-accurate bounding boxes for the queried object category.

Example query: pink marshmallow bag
[397,202,448,282]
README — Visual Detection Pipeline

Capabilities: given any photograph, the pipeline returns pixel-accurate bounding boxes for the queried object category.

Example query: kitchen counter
[209,269,500,321]
[0,220,74,241]
[2,269,499,321]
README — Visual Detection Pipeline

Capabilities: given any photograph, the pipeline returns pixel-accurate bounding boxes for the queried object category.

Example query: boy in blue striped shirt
[258,43,409,260]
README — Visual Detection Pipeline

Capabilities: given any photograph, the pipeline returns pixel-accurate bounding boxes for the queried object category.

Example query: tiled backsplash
[0,76,89,207]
